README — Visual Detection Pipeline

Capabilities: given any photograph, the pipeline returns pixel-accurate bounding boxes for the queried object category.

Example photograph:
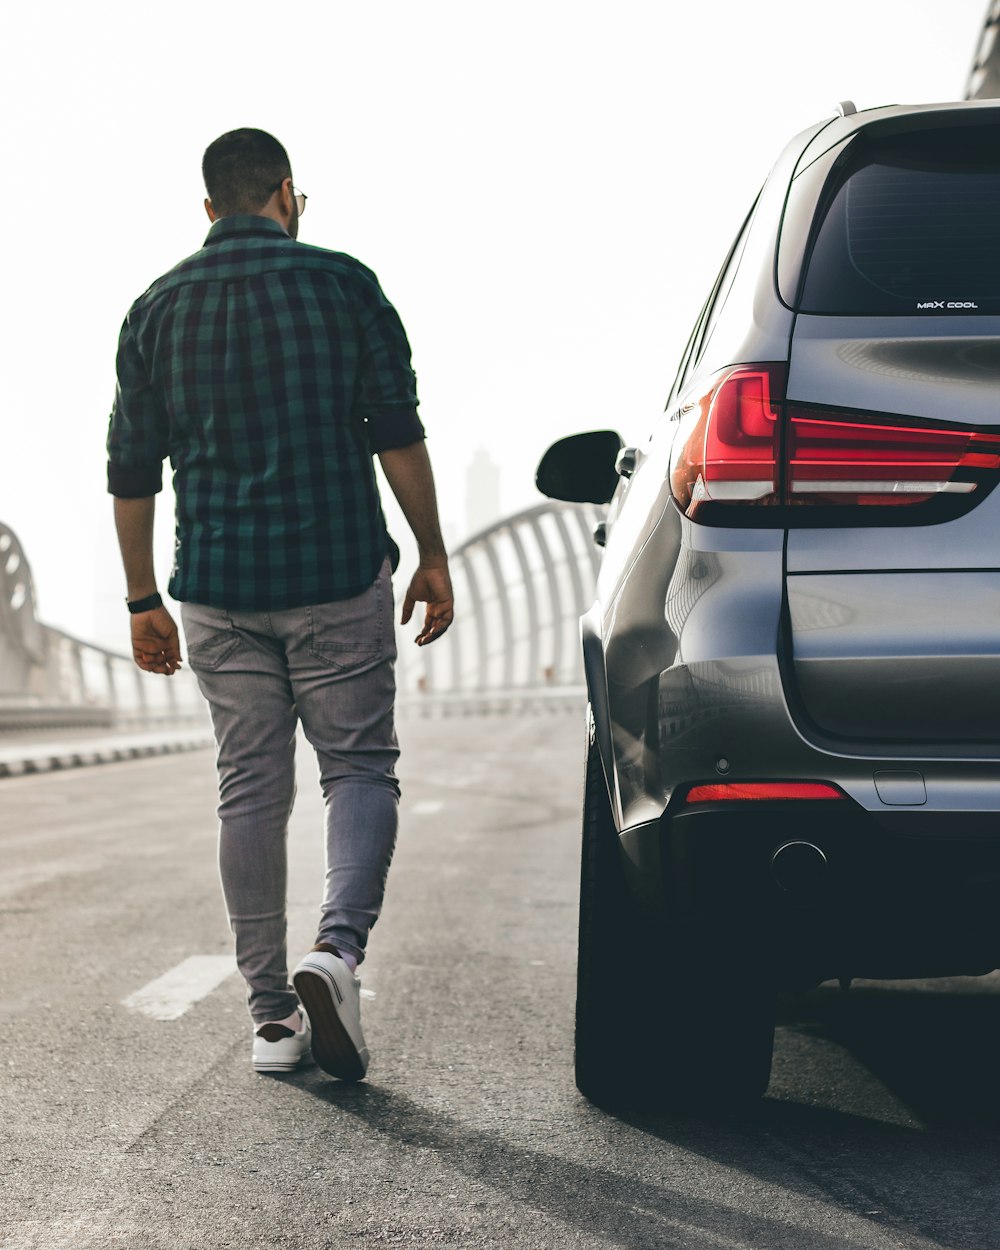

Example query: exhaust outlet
[771,840,828,895]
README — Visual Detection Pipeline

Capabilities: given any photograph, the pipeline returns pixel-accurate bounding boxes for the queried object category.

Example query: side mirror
[535,430,624,505]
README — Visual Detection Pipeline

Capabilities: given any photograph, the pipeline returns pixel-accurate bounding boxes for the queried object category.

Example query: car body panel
[786,316,1000,425]
[784,489,1000,572]
[553,98,1000,985]
[787,572,1000,741]
[664,122,827,413]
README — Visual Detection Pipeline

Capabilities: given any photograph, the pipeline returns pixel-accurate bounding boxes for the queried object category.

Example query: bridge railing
[395,500,602,715]
[0,521,204,730]
[0,620,206,730]
[967,1,1000,98]
[2,499,602,728]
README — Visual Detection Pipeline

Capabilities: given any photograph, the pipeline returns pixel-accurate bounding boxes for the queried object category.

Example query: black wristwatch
[127,593,164,615]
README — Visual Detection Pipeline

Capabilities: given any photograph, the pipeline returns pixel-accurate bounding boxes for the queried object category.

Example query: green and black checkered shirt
[107,215,423,610]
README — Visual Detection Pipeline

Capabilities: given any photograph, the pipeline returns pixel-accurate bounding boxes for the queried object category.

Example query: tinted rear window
[799,126,1000,315]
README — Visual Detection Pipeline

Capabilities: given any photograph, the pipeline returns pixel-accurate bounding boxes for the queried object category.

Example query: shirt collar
[203,215,292,246]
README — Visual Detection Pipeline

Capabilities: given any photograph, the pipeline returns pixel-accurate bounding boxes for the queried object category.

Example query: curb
[0,733,214,779]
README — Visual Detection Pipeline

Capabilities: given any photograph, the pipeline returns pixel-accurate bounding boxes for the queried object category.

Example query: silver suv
[537,99,1000,1107]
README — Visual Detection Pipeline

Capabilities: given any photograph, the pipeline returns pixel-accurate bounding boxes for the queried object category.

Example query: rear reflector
[685,782,844,803]
[668,363,1000,516]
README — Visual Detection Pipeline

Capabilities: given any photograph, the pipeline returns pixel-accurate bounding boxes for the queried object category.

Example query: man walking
[107,128,453,1080]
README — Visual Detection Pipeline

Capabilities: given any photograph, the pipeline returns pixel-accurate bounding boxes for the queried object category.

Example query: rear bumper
[624,800,1000,985]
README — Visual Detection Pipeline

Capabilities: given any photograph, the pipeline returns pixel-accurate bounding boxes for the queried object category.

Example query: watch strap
[127,592,164,615]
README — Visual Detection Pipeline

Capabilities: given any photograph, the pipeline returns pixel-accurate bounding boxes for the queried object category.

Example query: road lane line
[411,800,444,815]
[122,956,235,1021]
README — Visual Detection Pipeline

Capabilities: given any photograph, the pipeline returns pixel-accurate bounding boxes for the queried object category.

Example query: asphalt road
[3,709,1000,1249]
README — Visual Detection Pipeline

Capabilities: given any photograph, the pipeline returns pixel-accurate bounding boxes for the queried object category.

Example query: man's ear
[204,198,217,223]
[277,178,294,223]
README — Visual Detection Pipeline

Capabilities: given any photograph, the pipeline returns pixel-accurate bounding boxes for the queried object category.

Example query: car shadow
[288,980,1000,1248]
[775,977,1000,1130]
[611,979,1000,1247]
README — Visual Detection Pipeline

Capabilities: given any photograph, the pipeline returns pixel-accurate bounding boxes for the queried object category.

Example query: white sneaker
[251,1010,312,1074]
[292,950,369,1081]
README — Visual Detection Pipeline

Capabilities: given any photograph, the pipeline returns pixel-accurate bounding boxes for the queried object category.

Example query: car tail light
[787,411,1000,506]
[669,366,783,512]
[684,782,844,803]
[669,363,1000,516]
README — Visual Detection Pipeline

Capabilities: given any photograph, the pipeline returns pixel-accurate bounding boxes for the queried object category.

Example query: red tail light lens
[685,782,844,803]
[669,363,1000,516]
[670,366,783,513]
[787,411,1000,506]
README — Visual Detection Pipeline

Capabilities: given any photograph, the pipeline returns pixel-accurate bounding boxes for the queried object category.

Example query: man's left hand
[130,606,183,674]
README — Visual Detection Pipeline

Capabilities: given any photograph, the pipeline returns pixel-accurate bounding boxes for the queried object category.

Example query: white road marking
[360,989,376,1001]
[411,800,444,816]
[122,956,235,1021]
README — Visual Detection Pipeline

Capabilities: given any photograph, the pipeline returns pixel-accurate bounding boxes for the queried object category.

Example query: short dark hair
[202,128,292,217]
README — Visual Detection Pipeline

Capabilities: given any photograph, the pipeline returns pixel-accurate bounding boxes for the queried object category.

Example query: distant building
[464,447,501,540]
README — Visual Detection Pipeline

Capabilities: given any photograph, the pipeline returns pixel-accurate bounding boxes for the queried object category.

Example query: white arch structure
[0,520,202,728]
[967,2,1000,97]
[396,501,604,702]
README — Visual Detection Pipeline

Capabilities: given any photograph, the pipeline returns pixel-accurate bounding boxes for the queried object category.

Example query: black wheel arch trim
[581,603,618,829]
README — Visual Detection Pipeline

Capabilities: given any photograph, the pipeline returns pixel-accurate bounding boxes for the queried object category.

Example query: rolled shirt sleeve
[354,277,425,453]
[106,307,168,497]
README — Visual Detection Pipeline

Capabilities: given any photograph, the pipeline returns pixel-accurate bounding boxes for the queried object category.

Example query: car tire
[575,721,776,1108]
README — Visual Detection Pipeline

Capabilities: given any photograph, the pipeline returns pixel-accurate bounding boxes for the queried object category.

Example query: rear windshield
[799,126,1000,315]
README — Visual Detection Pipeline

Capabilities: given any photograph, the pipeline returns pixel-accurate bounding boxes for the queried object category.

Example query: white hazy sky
[0,0,988,646]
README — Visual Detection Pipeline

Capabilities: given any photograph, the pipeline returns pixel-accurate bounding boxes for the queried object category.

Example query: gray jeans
[181,560,399,1024]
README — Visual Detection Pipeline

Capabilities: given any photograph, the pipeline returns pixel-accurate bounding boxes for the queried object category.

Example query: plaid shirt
[107,215,423,610]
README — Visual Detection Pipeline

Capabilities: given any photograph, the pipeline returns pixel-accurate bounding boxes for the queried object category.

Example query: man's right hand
[401,562,454,646]
[130,605,183,675]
